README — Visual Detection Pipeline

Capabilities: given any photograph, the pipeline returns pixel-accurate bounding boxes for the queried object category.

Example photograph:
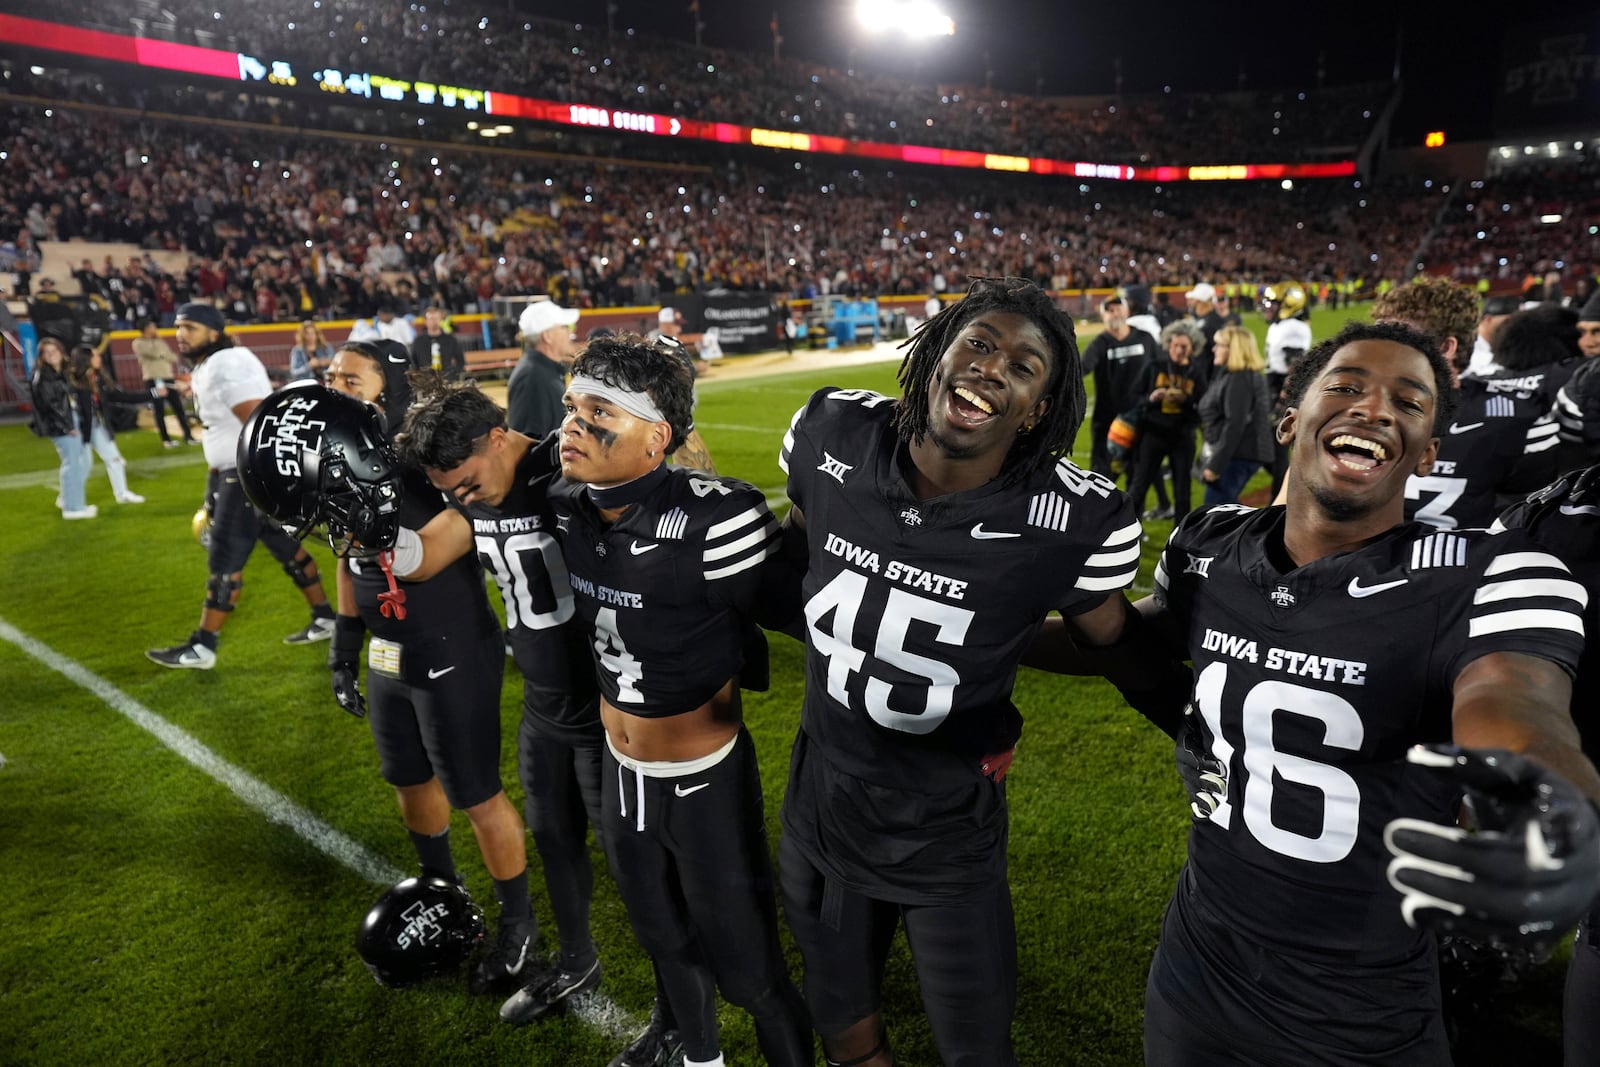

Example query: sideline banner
[679,291,777,353]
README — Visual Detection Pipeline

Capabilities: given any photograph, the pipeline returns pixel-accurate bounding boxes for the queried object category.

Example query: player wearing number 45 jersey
[1139,322,1600,1066]
[773,278,1161,1067]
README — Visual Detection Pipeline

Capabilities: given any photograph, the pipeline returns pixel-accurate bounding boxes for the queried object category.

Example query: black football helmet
[237,381,403,558]
[355,875,484,987]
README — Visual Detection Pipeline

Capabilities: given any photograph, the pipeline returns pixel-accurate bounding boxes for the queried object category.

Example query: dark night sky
[509,0,1600,145]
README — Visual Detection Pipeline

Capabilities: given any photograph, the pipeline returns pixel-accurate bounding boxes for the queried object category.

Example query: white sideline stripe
[0,616,405,886]
[0,616,642,1043]
[698,422,777,433]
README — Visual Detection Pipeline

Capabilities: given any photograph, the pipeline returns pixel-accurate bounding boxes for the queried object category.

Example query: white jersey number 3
[804,569,972,734]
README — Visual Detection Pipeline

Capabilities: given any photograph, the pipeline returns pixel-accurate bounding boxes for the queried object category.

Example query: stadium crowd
[5,96,1596,329]
[40,0,1385,165]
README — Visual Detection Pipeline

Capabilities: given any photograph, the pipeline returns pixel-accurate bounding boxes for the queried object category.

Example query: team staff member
[1140,322,1600,1065]
[391,379,684,1064]
[544,336,811,1067]
[147,303,336,669]
[776,278,1147,1067]
[507,300,580,436]
[319,342,541,997]
[1081,293,1160,481]
[132,319,195,447]
[411,305,466,381]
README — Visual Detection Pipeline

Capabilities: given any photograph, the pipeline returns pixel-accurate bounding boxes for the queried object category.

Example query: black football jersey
[1555,358,1600,463]
[778,387,1139,901]
[1495,468,1600,758]
[548,469,779,716]
[459,435,597,741]
[349,467,499,644]
[1154,504,1587,960]
[1403,363,1569,530]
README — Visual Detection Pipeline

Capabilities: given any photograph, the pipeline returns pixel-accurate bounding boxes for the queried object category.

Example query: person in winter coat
[30,334,95,518]
[70,344,156,504]
[1196,325,1274,505]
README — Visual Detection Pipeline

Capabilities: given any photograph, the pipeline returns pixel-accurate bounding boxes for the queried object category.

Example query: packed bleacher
[39,0,1385,165]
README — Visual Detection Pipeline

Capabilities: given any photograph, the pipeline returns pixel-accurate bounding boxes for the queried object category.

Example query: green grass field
[0,305,1570,1065]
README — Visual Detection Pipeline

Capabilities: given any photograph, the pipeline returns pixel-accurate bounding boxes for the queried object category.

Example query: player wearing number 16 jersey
[775,278,1146,1067]
[1142,322,1600,1066]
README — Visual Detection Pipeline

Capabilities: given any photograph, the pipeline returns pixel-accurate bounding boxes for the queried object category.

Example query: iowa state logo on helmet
[257,390,330,479]
[355,875,484,987]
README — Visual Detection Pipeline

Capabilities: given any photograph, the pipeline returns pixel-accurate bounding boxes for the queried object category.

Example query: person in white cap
[1184,282,1223,352]
[507,300,580,437]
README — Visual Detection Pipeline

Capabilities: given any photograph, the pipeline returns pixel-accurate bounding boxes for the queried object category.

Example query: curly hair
[569,333,696,454]
[1284,320,1459,435]
[1159,319,1206,356]
[892,276,1084,484]
[393,373,507,471]
[1372,276,1480,366]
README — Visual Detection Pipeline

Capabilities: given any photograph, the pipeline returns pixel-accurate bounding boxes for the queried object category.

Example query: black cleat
[608,1005,683,1067]
[469,917,542,995]
[499,958,602,1025]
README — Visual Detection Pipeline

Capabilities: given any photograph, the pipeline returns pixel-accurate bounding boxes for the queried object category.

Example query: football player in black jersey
[544,335,811,1067]
[390,379,687,1064]
[1402,304,1581,530]
[775,277,1151,1067]
[1140,320,1600,1065]
[1493,465,1600,1067]
[319,342,542,999]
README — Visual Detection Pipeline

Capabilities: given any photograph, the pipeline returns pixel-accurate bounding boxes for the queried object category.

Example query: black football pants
[518,718,604,966]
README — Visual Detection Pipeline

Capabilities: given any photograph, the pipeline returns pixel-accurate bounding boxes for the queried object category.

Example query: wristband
[389,527,424,577]
[329,613,366,667]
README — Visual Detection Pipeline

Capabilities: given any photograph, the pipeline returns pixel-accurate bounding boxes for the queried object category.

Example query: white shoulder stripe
[704,542,778,581]
[1103,521,1142,547]
[1084,542,1143,569]
[1074,568,1138,592]
[1468,609,1584,639]
[1153,557,1170,592]
[703,520,778,565]
[1484,551,1572,578]
[707,504,772,540]
[1474,578,1590,608]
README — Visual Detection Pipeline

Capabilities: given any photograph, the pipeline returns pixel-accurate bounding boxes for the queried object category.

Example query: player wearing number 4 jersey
[773,278,1159,1067]
[1140,322,1600,1066]
[548,335,812,1067]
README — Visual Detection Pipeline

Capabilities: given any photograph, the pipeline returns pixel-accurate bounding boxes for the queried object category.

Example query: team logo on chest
[817,451,854,485]
[1269,584,1296,608]
[899,505,922,527]
[595,540,608,558]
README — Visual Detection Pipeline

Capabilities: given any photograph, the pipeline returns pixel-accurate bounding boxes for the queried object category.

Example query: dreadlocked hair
[892,276,1085,484]
[393,372,507,471]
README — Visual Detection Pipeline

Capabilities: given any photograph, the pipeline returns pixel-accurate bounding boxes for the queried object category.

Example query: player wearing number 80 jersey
[1141,322,1600,1066]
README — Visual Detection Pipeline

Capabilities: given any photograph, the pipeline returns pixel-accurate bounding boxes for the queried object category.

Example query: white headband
[568,375,668,424]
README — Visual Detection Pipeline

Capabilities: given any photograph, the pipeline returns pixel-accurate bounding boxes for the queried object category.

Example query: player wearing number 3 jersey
[1141,322,1600,1065]
[773,278,1150,1067]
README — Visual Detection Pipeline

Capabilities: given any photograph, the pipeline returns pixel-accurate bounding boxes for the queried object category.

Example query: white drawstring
[615,757,646,832]
[635,769,645,833]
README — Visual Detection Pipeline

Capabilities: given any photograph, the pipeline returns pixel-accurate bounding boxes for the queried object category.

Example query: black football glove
[1175,702,1228,821]
[328,614,368,719]
[1384,744,1600,957]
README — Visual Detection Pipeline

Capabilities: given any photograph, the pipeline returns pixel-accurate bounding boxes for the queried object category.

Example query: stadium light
[855,0,955,37]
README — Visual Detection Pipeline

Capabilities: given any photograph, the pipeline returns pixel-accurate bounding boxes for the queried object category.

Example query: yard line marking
[0,616,405,886]
[0,452,205,491]
[0,616,640,1042]
[697,422,779,434]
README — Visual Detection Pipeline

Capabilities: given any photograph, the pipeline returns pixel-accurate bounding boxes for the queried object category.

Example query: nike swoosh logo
[1347,577,1409,598]
[1560,504,1600,517]
[388,355,409,364]
[427,666,456,678]
[1448,422,1485,435]
[507,939,529,977]
[630,541,659,555]
[970,524,1021,540]
[674,782,710,797]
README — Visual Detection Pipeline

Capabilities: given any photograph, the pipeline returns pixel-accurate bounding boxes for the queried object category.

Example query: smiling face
[922,310,1054,463]
[558,389,669,486]
[1281,338,1439,523]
